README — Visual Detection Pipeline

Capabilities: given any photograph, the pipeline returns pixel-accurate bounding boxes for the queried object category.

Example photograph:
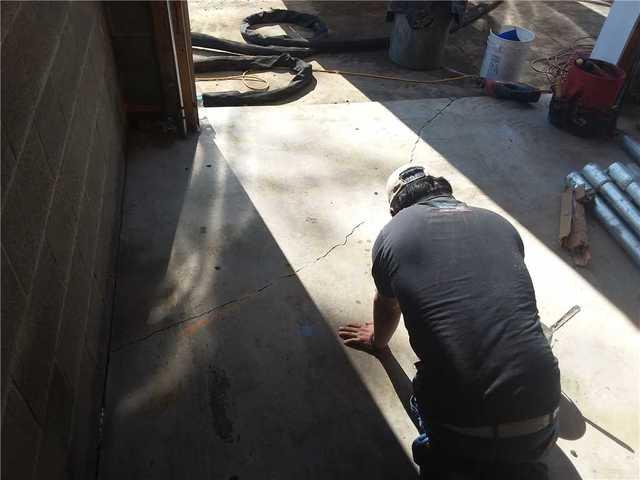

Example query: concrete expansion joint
[409,97,457,163]
[110,221,366,353]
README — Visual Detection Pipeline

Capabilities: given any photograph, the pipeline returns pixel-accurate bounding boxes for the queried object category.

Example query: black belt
[441,408,559,439]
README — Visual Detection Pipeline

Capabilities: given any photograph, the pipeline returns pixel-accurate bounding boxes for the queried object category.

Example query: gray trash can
[388,1,465,70]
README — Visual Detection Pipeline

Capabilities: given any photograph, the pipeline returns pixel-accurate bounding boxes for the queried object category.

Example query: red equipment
[549,57,626,137]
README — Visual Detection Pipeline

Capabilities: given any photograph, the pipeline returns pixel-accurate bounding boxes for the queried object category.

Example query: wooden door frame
[149,0,199,134]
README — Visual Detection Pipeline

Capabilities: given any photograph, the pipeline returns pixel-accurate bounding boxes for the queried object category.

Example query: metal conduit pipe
[627,162,640,181]
[566,172,640,267]
[607,162,640,207]
[581,163,640,237]
[623,135,640,165]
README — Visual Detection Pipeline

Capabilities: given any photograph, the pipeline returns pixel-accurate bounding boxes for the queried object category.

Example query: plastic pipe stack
[566,135,640,267]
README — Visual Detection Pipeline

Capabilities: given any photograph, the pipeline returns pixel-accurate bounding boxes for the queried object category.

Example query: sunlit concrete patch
[113,125,299,349]
[102,123,419,479]
[205,96,639,479]
[104,255,420,479]
[577,1,609,17]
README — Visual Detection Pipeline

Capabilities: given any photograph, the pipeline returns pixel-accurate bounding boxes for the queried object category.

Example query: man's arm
[372,291,402,349]
[338,291,401,353]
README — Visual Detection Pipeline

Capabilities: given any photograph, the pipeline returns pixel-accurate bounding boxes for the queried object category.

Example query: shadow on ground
[254,3,640,324]
[100,125,417,479]
[382,97,640,325]
[378,349,583,479]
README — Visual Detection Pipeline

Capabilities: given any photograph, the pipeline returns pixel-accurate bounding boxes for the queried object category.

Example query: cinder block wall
[1,2,126,478]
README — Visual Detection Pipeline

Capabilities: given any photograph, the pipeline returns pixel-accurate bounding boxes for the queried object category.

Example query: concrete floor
[100,94,639,479]
[189,0,611,104]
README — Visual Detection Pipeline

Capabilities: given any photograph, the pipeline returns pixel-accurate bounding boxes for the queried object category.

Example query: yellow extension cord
[195,67,477,92]
[194,37,595,93]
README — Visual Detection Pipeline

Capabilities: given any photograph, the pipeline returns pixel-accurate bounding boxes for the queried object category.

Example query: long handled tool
[542,305,581,343]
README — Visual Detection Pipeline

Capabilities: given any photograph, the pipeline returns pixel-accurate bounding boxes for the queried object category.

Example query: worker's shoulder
[382,203,517,233]
[468,205,518,227]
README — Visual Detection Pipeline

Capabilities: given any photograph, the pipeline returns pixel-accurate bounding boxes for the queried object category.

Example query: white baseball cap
[386,163,428,207]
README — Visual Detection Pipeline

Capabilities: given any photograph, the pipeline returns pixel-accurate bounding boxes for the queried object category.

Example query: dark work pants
[411,379,558,479]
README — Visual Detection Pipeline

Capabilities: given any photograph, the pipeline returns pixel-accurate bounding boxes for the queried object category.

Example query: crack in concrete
[308,221,366,264]
[111,221,366,353]
[409,97,457,163]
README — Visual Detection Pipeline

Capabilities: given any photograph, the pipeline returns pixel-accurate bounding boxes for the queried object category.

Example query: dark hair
[391,176,452,215]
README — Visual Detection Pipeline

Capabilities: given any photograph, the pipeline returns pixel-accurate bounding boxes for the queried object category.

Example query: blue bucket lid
[498,29,520,41]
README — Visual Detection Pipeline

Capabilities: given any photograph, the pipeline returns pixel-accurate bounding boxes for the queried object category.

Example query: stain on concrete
[207,366,234,442]
[139,386,180,417]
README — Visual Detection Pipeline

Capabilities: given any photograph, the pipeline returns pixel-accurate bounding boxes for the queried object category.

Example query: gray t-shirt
[372,198,560,426]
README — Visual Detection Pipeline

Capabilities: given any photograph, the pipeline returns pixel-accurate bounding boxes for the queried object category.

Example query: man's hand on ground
[338,322,383,354]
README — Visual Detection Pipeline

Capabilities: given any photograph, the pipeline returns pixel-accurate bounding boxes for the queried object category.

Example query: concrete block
[102,126,124,203]
[92,184,117,291]
[67,347,100,480]
[84,283,106,364]
[1,2,69,158]
[100,49,125,137]
[34,364,74,480]
[1,247,27,414]
[44,185,78,282]
[1,121,17,209]
[56,100,97,221]
[1,383,42,480]
[1,2,22,43]
[10,245,66,422]
[46,364,74,444]
[75,45,103,133]
[84,123,106,210]
[86,174,120,362]
[101,36,123,115]
[35,76,69,176]
[34,429,67,480]
[96,44,126,145]
[87,17,109,90]
[69,1,98,31]
[96,91,121,159]
[110,36,163,105]
[75,192,101,282]
[1,130,54,292]
[55,245,92,388]
[51,7,95,125]
[96,10,116,75]
[105,1,153,37]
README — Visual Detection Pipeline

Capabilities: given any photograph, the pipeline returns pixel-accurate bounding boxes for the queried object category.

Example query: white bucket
[479,25,535,82]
